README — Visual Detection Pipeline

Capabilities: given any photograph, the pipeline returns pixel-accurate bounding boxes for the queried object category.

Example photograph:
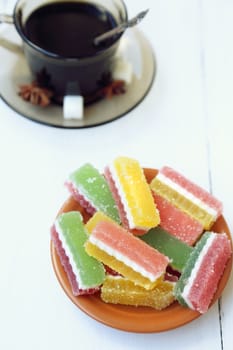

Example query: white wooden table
[0,1,232,349]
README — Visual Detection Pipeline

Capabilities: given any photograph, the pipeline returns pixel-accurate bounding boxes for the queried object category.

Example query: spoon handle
[94,23,126,46]
[94,9,149,46]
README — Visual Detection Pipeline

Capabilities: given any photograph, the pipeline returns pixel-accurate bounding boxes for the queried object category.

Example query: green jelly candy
[56,211,105,288]
[174,232,211,306]
[141,227,193,272]
[69,163,120,223]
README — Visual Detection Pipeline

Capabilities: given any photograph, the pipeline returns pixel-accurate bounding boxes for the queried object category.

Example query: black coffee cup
[11,0,128,104]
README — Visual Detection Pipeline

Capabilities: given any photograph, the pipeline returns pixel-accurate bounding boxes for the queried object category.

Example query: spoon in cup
[94,9,149,46]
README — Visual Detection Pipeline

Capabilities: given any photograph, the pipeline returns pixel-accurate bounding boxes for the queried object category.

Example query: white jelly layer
[89,234,161,282]
[55,220,94,290]
[181,233,216,308]
[156,173,218,219]
[107,275,122,281]
[109,163,148,230]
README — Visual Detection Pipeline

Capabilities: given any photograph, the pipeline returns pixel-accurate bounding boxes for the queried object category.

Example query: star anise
[101,80,126,99]
[18,81,54,107]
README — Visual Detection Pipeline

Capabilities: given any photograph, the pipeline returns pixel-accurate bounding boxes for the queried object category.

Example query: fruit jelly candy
[153,194,203,245]
[51,227,100,295]
[104,156,160,233]
[85,220,169,290]
[101,275,175,310]
[66,163,120,223]
[85,211,115,234]
[150,166,222,230]
[85,212,125,277]
[160,167,222,213]
[52,211,105,295]
[174,231,232,313]
[140,227,193,272]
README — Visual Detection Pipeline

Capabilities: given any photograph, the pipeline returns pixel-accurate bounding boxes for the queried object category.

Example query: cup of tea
[2,0,128,117]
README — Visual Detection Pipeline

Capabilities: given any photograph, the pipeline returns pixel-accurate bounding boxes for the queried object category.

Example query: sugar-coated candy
[85,220,169,290]
[85,211,114,234]
[101,275,175,310]
[174,231,232,313]
[140,227,193,272]
[66,163,120,222]
[153,193,203,245]
[52,159,230,315]
[150,166,222,230]
[51,211,105,296]
[105,156,160,234]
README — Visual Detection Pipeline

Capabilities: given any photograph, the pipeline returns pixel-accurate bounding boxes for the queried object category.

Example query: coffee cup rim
[13,0,128,61]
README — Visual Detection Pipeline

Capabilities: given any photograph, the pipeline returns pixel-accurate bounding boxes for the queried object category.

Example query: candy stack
[85,220,169,290]
[51,157,232,314]
[150,166,223,245]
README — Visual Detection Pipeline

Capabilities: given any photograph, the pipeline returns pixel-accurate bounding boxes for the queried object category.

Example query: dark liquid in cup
[23,2,118,58]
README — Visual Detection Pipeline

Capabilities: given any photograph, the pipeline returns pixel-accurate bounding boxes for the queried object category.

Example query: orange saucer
[50,169,232,333]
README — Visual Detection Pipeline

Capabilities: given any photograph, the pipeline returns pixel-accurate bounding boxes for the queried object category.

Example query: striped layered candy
[105,156,160,234]
[85,220,169,290]
[101,275,175,309]
[85,211,114,234]
[174,231,232,313]
[66,163,120,223]
[153,194,203,245]
[51,211,105,296]
[150,166,223,231]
